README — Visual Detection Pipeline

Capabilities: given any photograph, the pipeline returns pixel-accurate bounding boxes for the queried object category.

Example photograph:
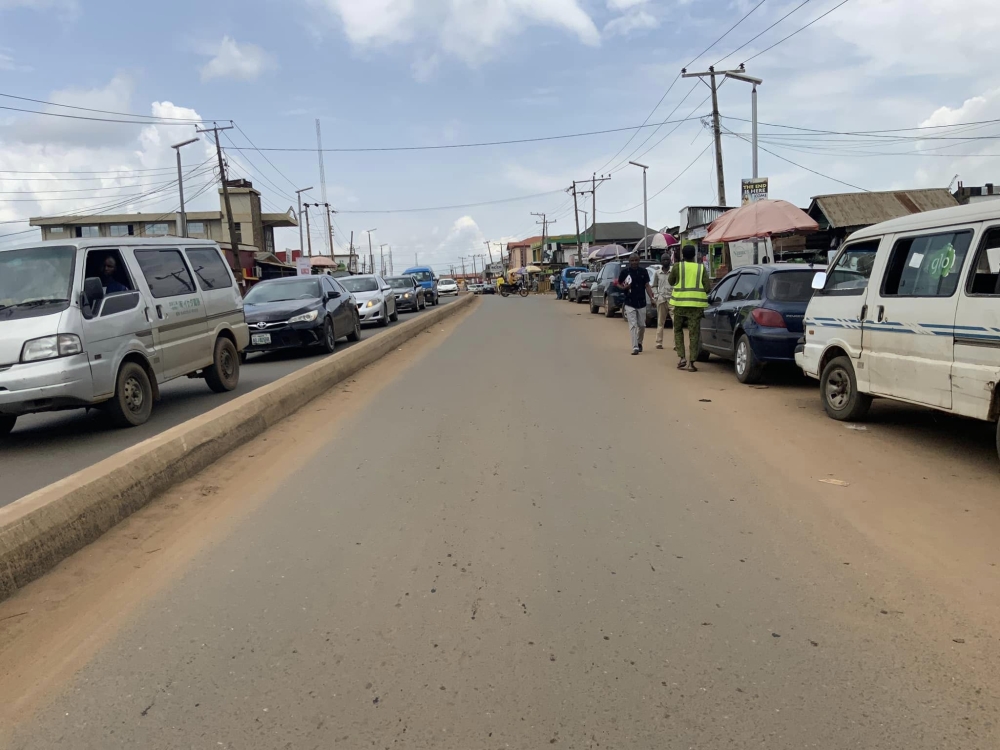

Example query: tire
[206,337,240,393]
[346,314,362,342]
[321,317,337,354]
[734,334,764,384]
[605,299,615,318]
[590,299,600,314]
[500,288,510,298]
[107,361,153,427]
[0,415,15,437]
[696,348,712,363]
[519,288,529,298]
[821,355,872,421]
[379,305,390,327]
[390,304,399,323]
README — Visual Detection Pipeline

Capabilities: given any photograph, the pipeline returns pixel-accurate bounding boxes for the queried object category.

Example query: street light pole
[171,137,199,238]
[295,187,313,262]
[629,161,649,258]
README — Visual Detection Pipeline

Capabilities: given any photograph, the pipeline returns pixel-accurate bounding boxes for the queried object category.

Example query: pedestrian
[652,253,673,350]
[668,245,710,371]
[616,253,654,355]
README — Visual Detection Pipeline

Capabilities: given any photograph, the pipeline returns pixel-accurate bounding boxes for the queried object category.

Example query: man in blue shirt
[616,253,655,355]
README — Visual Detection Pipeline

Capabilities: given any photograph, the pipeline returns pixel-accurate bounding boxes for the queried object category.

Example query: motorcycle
[499,282,529,298]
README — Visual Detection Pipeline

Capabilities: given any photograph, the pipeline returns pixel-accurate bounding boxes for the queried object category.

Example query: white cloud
[431,215,487,266]
[607,0,647,10]
[0,48,30,71]
[199,36,276,82]
[604,8,658,36]
[315,0,599,70]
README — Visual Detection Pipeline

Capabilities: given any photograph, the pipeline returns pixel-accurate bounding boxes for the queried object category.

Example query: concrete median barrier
[0,294,475,601]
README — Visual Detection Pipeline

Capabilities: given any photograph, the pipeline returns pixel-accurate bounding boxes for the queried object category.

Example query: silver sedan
[339,274,398,327]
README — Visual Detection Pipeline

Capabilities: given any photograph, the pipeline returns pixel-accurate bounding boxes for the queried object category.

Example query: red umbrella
[704,199,819,244]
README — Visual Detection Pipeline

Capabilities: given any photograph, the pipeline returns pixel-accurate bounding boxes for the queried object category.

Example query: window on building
[75,226,100,238]
[882,230,972,298]
[49,226,65,234]
[185,247,233,290]
[145,223,169,236]
[109,225,134,237]
[265,227,274,254]
[187,221,206,236]
[231,222,243,245]
[966,227,1000,296]
[134,248,196,298]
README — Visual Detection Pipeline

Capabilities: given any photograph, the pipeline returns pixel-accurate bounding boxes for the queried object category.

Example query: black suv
[589,261,658,321]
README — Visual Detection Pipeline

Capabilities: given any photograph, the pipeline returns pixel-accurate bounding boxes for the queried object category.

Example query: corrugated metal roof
[808,189,958,229]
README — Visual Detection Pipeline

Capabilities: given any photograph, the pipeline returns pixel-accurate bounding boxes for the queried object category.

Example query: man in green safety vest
[668,245,711,371]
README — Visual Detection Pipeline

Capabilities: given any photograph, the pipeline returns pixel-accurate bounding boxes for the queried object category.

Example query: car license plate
[251,333,271,346]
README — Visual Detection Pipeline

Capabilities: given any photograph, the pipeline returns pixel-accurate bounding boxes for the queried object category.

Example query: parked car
[590,260,657,320]
[0,238,248,435]
[386,275,426,311]
[557,267,587,300]
[403,266,439,306]
[438,277,459,296]
[796,202,1000,459]
[699,263,825,383]
[568,272,598,303]
[341,274,398,327]
[243,275,361,359]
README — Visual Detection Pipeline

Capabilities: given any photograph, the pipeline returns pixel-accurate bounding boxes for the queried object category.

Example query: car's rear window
[766,270,821,302]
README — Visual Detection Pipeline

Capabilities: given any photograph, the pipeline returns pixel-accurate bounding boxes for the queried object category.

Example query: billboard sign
[741,178,769,205]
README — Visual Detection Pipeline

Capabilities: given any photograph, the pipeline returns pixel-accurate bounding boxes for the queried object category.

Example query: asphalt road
[0,296,457,508]
[3,295,1000,748]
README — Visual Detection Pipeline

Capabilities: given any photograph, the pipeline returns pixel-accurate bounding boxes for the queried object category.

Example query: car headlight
[403,292,412,298]
[365,298,381,308]
[289,310,319,324]
[21,334,82,363]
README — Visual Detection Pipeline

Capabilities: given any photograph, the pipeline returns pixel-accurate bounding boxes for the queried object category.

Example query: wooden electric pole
[196,124,239,257]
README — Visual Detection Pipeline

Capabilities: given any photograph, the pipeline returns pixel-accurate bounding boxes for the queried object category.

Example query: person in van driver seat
[100,255,128,294]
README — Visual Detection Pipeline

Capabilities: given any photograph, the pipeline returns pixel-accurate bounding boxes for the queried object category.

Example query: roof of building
[807,189,958,229]
[508,235,543,248]
[29,210,298,228]
[587,222,658,243]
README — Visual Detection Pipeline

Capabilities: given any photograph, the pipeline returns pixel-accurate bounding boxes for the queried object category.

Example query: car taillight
[751,307,786,328]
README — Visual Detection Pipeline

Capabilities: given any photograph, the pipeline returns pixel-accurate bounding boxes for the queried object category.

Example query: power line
[594,76,681,175]
[336,189,566,215]
[607,84,702,173]
[684,0,769,69]
[0,104,202,126]
[233,122,301,193]
[742,0,853,64]
[600,142,714,215]
[713,0,815,67]
[721,114,1000,138]
[0,166,180,177]
[0,92,216,122]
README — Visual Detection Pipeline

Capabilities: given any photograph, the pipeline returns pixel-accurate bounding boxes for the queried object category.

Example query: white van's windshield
[0,245,76,317]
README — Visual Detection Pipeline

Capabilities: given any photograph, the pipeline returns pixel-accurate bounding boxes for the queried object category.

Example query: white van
[0,238,249,435]
[796,202,1000,458]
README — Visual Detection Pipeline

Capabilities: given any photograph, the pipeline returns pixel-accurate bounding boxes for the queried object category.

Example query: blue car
[699,263,825,384]
[402,266,439,306]
[556,267,587,300]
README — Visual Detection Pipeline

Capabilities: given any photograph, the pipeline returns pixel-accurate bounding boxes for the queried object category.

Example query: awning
[705,199,819,244]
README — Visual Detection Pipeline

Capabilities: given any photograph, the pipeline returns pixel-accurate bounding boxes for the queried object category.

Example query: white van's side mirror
[811,271,828,291]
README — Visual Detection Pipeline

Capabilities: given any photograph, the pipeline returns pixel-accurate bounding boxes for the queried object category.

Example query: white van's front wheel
[821,355,872,422]
[107,362,154,427]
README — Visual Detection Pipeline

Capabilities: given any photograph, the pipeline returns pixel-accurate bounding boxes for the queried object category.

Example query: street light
[171,137,199,238]
[295,187,313,261]
[628,161,649,258]
[722,66,764,180]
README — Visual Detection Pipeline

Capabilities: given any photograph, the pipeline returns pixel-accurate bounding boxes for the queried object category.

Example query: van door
[717,270,761,356]
[808,239,882,381]
[952,224,1000,420]
[702,272,739,351]
[184,245,246,346]
[80,247,153,397]
[863,227,976,409]
[130,246,210,381]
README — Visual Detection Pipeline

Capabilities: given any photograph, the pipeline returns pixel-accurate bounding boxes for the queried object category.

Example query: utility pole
[484,241,494,268]
[379,244,389,276]
[629,162,649,258]
[295,187,313,260]
[569,176,608,261]
[471,255,478,279]
[532,213,556,266]
[366,229,376,276]
[461,257,466,279]
[388,247,393,275]
[571,181,581,265]
[196,123,238,255]
[302,203,313,257]
[349,230,355,273]
[325,204,336,259]
[171,137,198,238]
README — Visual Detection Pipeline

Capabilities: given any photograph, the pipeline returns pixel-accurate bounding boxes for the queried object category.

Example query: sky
[1,0,999,274]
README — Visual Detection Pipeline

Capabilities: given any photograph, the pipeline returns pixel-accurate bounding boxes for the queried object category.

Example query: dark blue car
[699,263,825,384]
[556,267,587,300]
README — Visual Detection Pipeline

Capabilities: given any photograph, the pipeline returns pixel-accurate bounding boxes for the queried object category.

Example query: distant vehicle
[700,263,825,384]
[557,267,587,300]
[386,275,426,312]
[590,260,657,321]
[243,275,361,358]
[403,267,439,306]
[797,202,1000,460]
[341,274,398,327]
[438,278,459,296]
[568,272,598,303]
[0,238,247,435]
[467,283,483,294]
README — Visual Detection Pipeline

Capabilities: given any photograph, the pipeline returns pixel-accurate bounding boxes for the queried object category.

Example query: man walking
[668,245,710,370]
[652,253,673,349]
[617,253,654,355]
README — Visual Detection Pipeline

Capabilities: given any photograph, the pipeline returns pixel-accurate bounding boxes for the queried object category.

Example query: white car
[438,278,459,296]
[339,274,398,327]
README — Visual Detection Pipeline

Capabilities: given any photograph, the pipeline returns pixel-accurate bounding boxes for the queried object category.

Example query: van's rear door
[952,224,1000,420]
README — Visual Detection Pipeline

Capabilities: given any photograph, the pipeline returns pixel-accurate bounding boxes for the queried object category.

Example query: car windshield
[0,245,75,312]
[440,279,455,285]
[387,277,414,290]
[409,271,434,282]
[244,279,321,304]
[767,270,823,302]
[340,277,379,293]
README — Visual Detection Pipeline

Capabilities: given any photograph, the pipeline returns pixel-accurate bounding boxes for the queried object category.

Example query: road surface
[0,297,457,508]
[2,295,999,749]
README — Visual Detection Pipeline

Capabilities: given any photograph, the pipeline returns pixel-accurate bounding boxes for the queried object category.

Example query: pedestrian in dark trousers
[667,245,710,371]
[617,253,655,355]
